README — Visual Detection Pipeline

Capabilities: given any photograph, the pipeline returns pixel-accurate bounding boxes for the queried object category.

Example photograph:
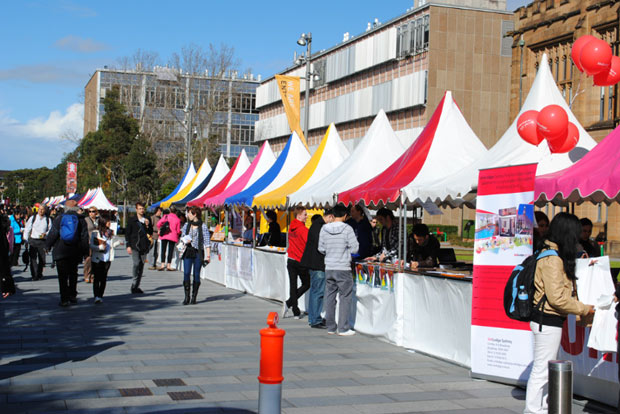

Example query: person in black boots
[180,206,211,305]
[45,200,89,306]
[124,202,153,294]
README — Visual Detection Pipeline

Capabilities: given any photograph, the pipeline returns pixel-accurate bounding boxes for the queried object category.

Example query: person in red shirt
[283,206,310,319]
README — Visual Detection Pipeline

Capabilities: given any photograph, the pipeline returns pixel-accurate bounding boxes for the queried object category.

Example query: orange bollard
[258,312,285,413]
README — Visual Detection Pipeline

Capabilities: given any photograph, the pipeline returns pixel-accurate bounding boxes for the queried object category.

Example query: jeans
[324,269,354,333]
[285,259,310,316]
[92,261,110,298]
[524,321,563,414]
[131,250,145,290]
[160,239,175,264]
[183,256,202,283]
[56,257,79,303]
[307,270,325,326]
[28,238,46,279]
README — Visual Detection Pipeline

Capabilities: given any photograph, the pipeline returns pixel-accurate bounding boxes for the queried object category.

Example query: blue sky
[0,0,528,171]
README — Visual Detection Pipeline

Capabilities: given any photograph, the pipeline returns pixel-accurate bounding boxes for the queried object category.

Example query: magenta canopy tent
[535,125,620,205]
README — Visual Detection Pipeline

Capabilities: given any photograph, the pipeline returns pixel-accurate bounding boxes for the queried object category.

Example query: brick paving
[0,248,615,413]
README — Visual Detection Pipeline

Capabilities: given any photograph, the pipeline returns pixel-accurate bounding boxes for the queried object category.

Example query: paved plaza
[0,250,616,414]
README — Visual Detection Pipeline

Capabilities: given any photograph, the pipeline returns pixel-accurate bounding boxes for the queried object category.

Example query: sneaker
[94,297,102,304]
[131,288,144,294]
[327,331,336,335]
[293,315,301,320]
[338,330,356,336]
[148,266,157,270]
[310,324,327,329]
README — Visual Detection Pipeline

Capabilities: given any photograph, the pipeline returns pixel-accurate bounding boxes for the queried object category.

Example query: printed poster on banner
[66,162,77,194]
[471,163,537,384]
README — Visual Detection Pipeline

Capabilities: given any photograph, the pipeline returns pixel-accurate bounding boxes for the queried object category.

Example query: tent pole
[286,208,291,250]
[398,192,404,270]
[225,208,229,242]
[252,208,257,248]
[403,201,408,270]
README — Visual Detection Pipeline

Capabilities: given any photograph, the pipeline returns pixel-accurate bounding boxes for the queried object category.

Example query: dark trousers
[160,240,175,264]
[131,250,145,289]
[56,258,79,303]
[28,238,46,279]
[286,259,310,316]
[10,242,21,267]
[152,239,159,264]
[92,261,111,298]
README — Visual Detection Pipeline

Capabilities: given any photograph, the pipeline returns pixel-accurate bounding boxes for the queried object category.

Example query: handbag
[22,245,30,266]
[587,295,618,353]
[159,220,171,236]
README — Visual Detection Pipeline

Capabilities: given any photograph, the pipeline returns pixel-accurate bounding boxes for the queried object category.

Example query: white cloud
[54,35,109,53]
[0,103,83,142]
[0,104,83,169]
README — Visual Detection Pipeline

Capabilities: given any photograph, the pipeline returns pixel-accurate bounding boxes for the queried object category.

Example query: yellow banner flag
[275,75,308,150]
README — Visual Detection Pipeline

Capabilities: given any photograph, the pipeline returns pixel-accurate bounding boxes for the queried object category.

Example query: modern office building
[255,0,514,228]
[510,0,620,244]
[84,67,260,160]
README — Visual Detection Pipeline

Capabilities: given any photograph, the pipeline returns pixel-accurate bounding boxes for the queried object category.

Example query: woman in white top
[180,206,211,305]
[89,217,120,303]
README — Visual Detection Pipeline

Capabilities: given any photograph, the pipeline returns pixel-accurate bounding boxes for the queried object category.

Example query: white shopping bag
[587,294,618,353]
[575,256,616,305]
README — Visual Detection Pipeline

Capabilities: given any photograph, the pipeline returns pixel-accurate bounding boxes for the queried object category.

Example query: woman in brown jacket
[525,212,595,414]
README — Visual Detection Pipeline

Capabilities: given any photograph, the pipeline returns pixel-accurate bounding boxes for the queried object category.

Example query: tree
[76,86,159,221]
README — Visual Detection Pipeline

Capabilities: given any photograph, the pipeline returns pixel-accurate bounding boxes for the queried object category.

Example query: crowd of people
[1,197,618,411]
[0,200,211,307]
[279,204,442,335]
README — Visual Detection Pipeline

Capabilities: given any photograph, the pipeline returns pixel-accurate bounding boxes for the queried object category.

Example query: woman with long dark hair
[524,212,595,414]
[89,217,120,303]
[180,206,210,305]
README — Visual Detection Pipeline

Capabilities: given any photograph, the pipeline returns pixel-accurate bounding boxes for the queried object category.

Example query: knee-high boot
[190,281,200,304]
[182,282,191,305]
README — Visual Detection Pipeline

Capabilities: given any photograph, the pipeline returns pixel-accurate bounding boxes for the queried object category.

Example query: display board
[471,164,537,383]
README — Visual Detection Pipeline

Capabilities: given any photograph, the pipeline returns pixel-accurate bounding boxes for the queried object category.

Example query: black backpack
[503,249,558,322]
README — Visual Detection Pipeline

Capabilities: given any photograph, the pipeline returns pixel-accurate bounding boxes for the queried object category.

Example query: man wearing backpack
[45,200,89,307]
[125,202,153,294]
[24,206,52,281]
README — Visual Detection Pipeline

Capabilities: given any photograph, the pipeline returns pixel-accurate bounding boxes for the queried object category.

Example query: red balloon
[593,55,620,86]
[536,105,568,140]
[580,38,612,76]
[571,35,597,73]
[517,110,543,145]
[548,122,579,154]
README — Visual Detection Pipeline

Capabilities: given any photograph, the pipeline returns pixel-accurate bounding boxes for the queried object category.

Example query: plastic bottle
[516,285,530,317]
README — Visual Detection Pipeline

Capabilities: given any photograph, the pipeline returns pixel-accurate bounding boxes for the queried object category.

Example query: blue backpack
[59,214,79,244]
[503,249,558,322]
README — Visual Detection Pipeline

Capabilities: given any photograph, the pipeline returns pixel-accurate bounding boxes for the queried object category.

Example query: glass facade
[96,70,259,160]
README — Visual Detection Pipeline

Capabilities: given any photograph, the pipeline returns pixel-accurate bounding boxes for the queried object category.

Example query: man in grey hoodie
[318,204,359,336]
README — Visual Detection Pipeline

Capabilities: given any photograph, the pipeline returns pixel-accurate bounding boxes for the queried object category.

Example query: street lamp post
[297,33,312,145]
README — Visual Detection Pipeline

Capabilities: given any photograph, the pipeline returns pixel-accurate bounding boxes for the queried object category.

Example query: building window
[600,87,605,121]
[555,58,559,81]
[563,56,567,80]
[546,0,554,9]
[609,86,613,120]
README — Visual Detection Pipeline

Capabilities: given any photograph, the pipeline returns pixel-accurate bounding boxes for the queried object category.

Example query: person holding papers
[180,206,211,305]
